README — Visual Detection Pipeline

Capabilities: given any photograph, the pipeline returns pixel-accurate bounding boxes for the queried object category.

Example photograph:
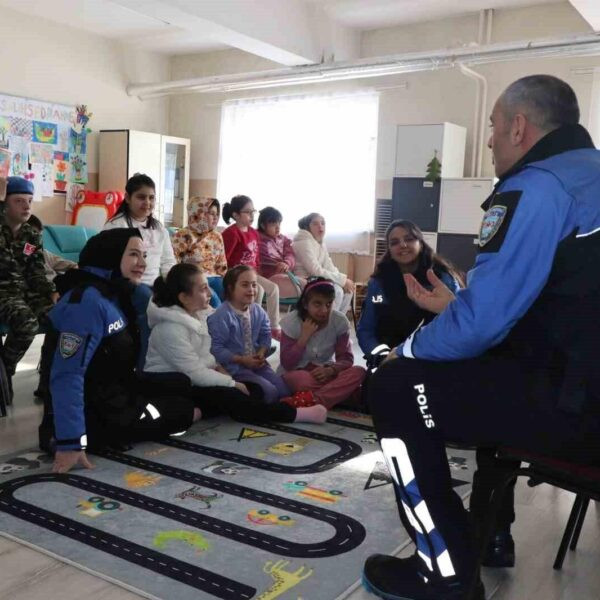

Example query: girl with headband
[279,277,365,409]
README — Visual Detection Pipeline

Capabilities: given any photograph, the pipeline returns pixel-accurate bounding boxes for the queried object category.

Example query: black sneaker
[362,554,485,600]
[482,531,515,568]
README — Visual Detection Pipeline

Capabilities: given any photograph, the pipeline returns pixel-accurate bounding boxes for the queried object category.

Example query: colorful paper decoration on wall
[0,148,10,177]
[0,117,9,148]
[9,117,32,140]
[8,136,28,177]
[53,151,69,192]
[65,183,85,214]
[32,121,58,144]
[70,153,87,184]
[0,93,90,199]
[31,163,54,200]
[57,124,70,153]
[29,142,54,165]
[69,128,86,155]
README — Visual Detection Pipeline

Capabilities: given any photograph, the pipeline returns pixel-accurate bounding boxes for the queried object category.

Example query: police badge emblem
[59,332,83,359]
[479,205,507,247]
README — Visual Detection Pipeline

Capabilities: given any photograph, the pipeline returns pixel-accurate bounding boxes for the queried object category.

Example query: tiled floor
[1,337,599,599]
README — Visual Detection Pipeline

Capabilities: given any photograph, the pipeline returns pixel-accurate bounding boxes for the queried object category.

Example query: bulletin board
[0,93,90,202]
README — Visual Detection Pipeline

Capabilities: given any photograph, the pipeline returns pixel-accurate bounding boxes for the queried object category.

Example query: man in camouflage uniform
[0,176,57,397]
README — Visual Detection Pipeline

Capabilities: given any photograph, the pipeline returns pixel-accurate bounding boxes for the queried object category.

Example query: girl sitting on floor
[280,277,366,409]
[207,265,291,403]
[144,264,325,424]
[257,206,306,298]
[171,196,227,307]
[221,195,281,339]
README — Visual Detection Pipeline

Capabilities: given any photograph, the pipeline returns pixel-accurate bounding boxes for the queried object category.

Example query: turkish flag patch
[23,242,36,256]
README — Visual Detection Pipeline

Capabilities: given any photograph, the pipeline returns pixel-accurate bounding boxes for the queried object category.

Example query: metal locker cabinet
[437,233,479,273]
[392,177,440,232]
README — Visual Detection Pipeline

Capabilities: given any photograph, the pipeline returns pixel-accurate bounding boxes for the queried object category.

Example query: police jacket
[357,268,459,356]
[0,210,55,298]
[49,268,141,451]
[397,124,600,415]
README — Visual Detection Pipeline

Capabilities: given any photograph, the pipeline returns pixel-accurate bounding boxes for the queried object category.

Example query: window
[217,91,379,253]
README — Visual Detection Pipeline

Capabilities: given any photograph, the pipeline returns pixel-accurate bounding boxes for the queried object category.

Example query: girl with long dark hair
[357,219,462,361]
[103,173,176,285]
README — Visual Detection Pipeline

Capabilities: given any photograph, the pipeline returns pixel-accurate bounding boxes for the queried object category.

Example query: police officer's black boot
[481,527,515,568]
[34,327,56,403]
[362,553,486,600]
[38,394,56,454]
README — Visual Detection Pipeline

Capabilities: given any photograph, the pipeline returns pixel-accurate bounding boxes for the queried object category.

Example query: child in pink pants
[280,277,365,410]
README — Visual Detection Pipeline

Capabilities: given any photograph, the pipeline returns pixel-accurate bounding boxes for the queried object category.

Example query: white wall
[170,1,599,205]
[0,6,171,223]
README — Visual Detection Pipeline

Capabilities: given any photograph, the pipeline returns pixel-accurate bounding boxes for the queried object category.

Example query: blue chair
[279,272,303,313]
[42,225,98,262]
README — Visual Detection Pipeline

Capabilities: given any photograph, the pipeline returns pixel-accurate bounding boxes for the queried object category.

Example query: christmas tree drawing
[425,150,442,182]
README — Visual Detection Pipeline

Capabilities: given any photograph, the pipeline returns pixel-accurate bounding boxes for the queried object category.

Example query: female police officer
[42,229,200,474]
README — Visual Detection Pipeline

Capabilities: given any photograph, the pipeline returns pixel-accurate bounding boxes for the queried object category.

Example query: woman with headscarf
[172,196,227,306]
[41,229,200,474]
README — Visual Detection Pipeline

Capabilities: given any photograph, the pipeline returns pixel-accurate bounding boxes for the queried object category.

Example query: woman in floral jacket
[172,196,227,306]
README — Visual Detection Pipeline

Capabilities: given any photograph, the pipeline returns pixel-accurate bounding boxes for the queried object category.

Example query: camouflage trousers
[0,292,53,375]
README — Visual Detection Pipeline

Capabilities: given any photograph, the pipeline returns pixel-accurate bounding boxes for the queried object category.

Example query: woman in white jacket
[292,213,355,314]
[144,263,326,424]
[103,173,176,286]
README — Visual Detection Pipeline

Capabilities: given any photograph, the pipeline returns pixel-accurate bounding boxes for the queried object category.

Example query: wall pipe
[127,32,600,99]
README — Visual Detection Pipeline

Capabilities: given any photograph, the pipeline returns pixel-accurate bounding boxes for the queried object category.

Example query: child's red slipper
[281,390,317,408]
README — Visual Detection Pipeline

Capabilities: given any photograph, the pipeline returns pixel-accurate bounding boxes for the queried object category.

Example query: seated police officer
[44,229,201,474]
[363,74,600,600]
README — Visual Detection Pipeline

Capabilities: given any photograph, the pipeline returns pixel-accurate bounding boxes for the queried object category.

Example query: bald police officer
[362,75,600,600]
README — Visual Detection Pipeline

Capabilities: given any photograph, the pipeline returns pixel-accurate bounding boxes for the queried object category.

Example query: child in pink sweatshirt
[258,206,306,299]
[279,277,365,409]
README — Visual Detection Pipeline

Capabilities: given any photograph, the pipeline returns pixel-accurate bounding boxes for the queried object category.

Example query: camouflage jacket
[0,209,56,298]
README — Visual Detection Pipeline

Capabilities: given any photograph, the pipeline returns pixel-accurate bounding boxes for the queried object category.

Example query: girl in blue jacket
[357,220,462,364]
[207,265,290,403]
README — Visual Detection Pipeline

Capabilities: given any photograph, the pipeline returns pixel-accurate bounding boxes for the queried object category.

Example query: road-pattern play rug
[0,410,476,600]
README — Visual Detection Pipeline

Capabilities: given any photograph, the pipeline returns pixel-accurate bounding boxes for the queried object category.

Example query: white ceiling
[0,0,228,53]
[0,0,573,57]
[307,0,564,29]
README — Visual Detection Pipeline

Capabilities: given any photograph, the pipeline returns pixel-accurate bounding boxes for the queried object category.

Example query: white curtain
[217,91,379,254]
[590,68,600,148]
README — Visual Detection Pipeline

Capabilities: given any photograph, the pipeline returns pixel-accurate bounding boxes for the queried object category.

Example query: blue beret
[6,176,34,197]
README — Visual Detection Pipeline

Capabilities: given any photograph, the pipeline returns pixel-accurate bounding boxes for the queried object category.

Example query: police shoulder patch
[479,205,507,247]
[59,332,83,359]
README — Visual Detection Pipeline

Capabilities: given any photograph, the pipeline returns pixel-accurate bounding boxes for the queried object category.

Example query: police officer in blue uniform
[44,228,199,474]
[362,75,600,600]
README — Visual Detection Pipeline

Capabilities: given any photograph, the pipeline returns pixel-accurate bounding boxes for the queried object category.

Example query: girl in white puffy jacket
[292,212,355,314]
[144,263,326,424]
